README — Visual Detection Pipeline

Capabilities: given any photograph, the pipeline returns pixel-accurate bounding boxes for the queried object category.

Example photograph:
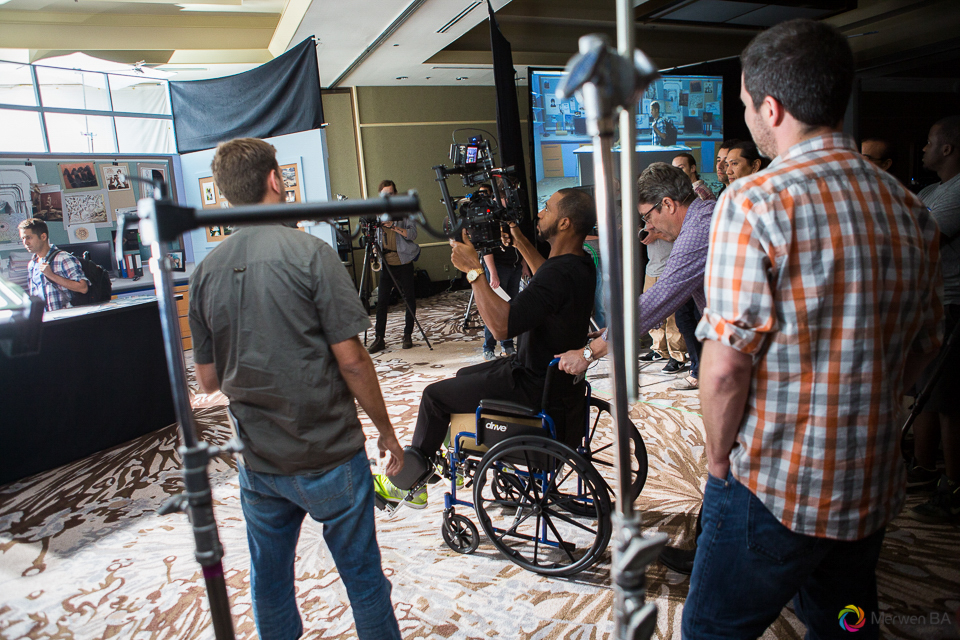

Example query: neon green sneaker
[432,461,465,488]
[373,474,428,510]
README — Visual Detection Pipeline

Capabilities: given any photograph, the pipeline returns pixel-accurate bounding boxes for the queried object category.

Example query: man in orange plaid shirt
[683,19,944,639]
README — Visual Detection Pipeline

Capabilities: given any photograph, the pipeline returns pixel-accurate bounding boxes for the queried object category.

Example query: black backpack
[47,248,112,306]
[660,119,679,146]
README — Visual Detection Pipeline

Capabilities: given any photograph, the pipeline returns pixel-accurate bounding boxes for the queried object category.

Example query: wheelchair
[384,359,648,577]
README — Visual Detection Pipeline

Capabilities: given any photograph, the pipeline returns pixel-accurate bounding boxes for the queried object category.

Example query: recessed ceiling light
[425,76,431,80]
[396,76,408,80]
[393,44,400,47]
[456,77,468,81]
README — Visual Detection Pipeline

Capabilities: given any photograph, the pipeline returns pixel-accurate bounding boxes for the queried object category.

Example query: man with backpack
[650,101,677,146]
[18,218,90,311]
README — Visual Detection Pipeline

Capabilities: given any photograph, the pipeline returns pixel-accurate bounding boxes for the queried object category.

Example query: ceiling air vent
[437,2,482,34]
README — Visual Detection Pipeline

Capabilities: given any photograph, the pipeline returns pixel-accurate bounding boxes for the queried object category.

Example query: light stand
[557,33,667,640]
[117,187,423,639]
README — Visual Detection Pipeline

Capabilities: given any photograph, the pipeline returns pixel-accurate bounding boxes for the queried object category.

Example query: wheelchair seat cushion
[478,398,539,418]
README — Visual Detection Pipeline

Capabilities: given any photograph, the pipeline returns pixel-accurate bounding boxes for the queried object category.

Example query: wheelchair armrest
[479,399,540,417]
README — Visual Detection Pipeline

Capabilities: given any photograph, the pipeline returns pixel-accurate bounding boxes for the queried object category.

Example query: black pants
[411,358,584,456]
[675,297,701,379]
[374,261,416,338]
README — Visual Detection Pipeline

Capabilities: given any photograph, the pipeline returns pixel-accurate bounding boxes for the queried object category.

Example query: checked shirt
[28,245,89,312]
[696,133,943,540]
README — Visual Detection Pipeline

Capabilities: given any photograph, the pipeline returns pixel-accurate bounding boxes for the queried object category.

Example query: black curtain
[487,1,531,224]
[169,38,324,153]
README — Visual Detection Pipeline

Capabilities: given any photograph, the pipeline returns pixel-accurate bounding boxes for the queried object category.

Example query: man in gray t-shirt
[910,115,960,524]
[641,237,687,371]
[189,138,404,640]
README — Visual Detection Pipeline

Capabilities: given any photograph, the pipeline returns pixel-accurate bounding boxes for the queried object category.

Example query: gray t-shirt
[919,174,960,305]
[189,224,371,475]
[645,238,673,278]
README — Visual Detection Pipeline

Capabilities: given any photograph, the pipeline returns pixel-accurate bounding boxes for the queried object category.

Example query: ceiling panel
[727,5,834,27]
[659,0,764,23]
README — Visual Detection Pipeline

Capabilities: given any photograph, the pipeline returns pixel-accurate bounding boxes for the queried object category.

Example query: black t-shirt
[489,244,521,268]
[507,253,596,390]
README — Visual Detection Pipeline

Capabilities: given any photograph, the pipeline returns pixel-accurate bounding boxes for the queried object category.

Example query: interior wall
[322,89,364,200]
[325,85,531,288]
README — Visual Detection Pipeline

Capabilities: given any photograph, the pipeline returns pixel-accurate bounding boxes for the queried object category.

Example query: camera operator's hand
[501,223,516,248]
[450,230,483,273]
[378,432,405,476]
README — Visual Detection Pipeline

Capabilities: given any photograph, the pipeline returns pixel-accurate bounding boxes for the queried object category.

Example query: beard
[749,116,777,160]
[537,218,560,242]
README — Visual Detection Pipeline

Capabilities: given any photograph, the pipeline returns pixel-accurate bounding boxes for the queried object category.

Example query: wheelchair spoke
[542,506,600,534]
[541,512,577,563]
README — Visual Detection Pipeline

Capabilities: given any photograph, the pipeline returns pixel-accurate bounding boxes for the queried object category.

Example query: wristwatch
[466,268,484,283]
[582,344,594,362]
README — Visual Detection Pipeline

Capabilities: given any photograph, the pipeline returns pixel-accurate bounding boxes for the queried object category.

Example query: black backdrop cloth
[487,1,531,224]
[170,38,324,153]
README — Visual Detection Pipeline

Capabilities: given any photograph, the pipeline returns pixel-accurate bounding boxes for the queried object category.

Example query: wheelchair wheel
[585,397,648,502]
[473,436,612,576]
[442,510,480,554]
[491,466,525,502]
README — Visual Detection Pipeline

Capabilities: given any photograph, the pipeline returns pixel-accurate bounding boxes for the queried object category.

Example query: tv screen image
[528,68,724,210]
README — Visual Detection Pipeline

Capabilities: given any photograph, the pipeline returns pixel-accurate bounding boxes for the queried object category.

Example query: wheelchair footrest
[479,399,540,418]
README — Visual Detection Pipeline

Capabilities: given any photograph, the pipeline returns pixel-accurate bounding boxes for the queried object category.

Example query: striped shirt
[696,133,943,540]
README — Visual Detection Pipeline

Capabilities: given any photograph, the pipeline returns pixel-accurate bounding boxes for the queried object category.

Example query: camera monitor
[465,145,479,164]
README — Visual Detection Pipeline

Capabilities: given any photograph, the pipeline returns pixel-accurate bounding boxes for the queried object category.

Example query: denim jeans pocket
[296,459,356,521]
[239,464,266,505]
[745,494,814,564]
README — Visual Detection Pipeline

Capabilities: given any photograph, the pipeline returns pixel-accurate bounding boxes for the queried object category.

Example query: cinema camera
[433,135,525,254]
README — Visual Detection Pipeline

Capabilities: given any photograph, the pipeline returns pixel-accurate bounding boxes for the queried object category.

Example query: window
[115,117,175,154]
[0,59,176,154]
[0,62,37,107]
[36,67,112,111]
[45,112,117,154]
[0,109,44,152]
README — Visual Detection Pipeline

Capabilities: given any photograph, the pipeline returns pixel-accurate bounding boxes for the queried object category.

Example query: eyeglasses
[639,199,664,224]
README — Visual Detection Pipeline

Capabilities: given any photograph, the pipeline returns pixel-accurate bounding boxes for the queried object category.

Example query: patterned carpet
[1,291,958,639]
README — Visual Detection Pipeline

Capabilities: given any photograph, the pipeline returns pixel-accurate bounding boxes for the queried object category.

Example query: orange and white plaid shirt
[696,133,943,540]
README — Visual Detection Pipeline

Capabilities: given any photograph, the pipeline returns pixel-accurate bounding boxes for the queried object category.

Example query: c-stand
[358,226,432,350]
[117,187,424,639]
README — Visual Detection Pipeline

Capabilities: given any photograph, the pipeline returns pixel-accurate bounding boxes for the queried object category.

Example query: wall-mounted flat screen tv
[528,68,724,211]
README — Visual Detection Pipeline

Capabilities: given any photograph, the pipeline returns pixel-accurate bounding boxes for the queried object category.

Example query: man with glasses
[555,162,714,377]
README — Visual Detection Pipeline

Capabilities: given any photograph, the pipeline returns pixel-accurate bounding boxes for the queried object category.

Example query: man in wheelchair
[373,187,598,508]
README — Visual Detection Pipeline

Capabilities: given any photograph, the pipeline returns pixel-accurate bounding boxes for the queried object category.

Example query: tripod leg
[374,243,432,350]
[358,243,373,344]
[463,290,475,330]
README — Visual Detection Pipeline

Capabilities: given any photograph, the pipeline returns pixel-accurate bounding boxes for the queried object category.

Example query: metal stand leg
[462,289,476,330]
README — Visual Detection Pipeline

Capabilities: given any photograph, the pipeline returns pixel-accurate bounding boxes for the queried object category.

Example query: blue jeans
[683,471,885,640]
[238,449,402,640]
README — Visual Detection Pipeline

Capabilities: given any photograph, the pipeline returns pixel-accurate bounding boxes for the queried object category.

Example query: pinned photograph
[203,182,216,205]
[281,166,298,188]
[169,251,185,271]
[64,193,108,224]
[285,190,297,203]
[68,223,97,243]
[60,162,100,191]
[101,164,131,191]
[138,164,167,191]
[31,184,63,222]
